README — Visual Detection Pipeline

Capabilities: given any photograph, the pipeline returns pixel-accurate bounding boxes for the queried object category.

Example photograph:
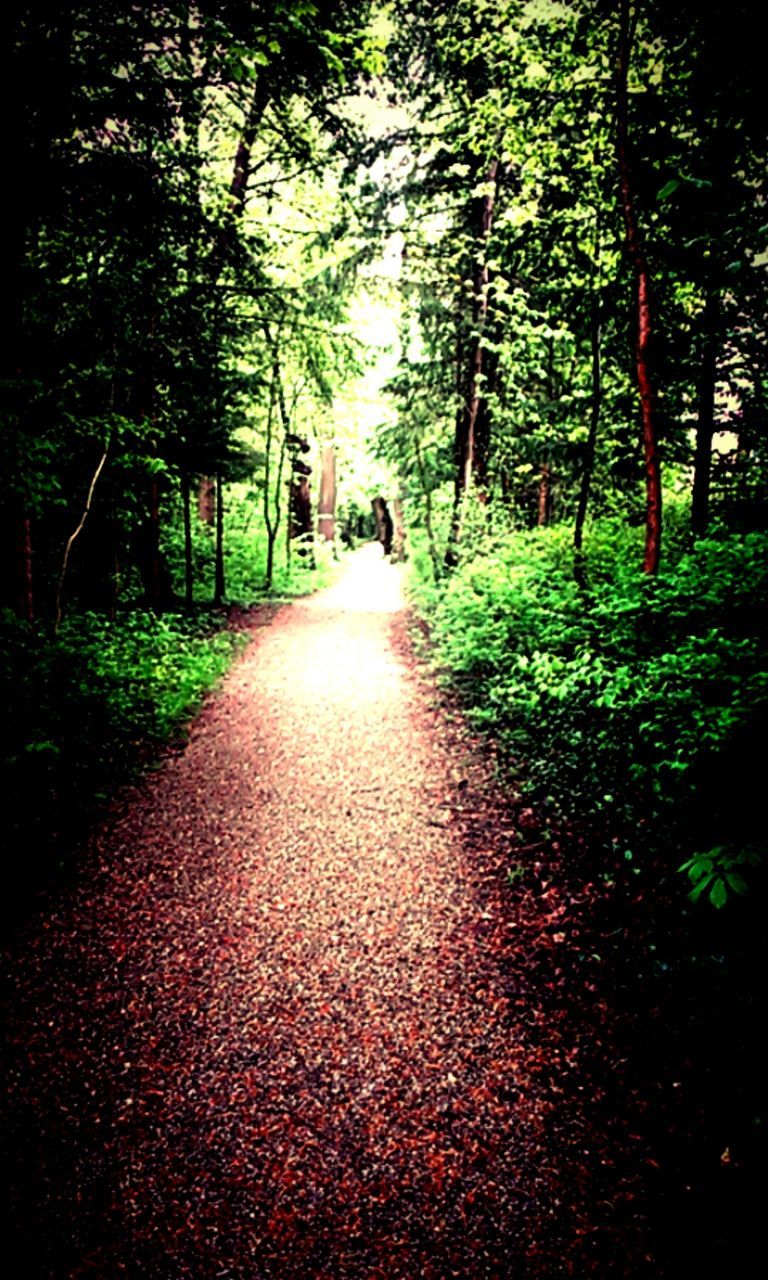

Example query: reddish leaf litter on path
[0,544,728,1279]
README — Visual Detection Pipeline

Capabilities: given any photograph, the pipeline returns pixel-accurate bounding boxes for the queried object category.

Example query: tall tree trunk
[413,434,441,581]
[214,470,225,605]
[135,468,173,613]
[4,10,74,624]
[203,77,272,598]
[446,157,499,565]
[181,469,193,609]
[317,445,337,545]
[615,0,662,573]
[267,438,286,586]
[14,501,34,624]
[263,354,279,590]
[263,322,297,584]
[209,78,271,277]
[55,447,109,633]
[147,474,164,610]
[134,339,172,611]
[460,157,498,497]
[691,288,720,537]
[537,464,552,527]
[575,217,603,577]
[198,475,215,524]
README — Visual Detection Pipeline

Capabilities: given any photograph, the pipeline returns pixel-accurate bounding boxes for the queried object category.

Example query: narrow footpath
[2,545,645,1279]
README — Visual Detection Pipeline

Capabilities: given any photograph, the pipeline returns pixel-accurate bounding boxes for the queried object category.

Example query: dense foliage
[383,0,767,561]
[410,514,768,905]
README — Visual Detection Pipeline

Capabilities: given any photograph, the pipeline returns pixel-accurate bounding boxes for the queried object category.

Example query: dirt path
[2,545,634,1279]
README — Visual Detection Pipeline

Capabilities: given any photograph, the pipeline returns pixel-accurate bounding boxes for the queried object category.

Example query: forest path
[3,545,609,1279]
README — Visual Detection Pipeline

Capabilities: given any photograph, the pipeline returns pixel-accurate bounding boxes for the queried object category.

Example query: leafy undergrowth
[409,518,768,903]
[0,606,244,921]
[160,486,345,605]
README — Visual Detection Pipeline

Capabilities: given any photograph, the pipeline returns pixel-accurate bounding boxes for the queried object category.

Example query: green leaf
[689,878,711,904]
[709,879,728,909]
[657,179,681,201]
[725,873,748,895]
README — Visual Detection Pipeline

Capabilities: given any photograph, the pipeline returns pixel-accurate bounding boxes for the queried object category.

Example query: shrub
[408,518,768,899]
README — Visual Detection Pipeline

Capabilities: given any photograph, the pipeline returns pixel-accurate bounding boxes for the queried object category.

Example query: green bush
[1,606,241,895]
[408,518,768,901]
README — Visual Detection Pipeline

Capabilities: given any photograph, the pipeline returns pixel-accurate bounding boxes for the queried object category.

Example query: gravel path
[2,544,604,1279]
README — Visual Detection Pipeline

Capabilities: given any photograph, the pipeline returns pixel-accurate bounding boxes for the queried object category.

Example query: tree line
[378,0,766,573]
[2,0,385,627]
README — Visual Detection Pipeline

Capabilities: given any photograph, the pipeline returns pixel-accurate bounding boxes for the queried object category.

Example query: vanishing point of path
[2,545,642,1279]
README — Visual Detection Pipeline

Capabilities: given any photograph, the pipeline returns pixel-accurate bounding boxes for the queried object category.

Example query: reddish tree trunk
[537,464,551,527]
[198,476,215,525]
[209,79,271,275]
[615,0,662,573]
[317,445,336,544]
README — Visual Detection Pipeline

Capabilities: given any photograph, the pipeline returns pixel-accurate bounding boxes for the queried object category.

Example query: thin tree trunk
[615,0,662,573]
[447,157,499,565]
[55,447,109,633]
[204,77,272,604]
[214,471,225,604]
[263,355,279,590]
[262,322,295,584]
[147,473,163,610]
[537,464,551,527]
[14,501,34,624]
[135,439,169,611]
[575,215,603,579]
[181,468,193,610]
[110,552,120,621]
[691,288,720,537]
[268,439,286,584]
[209,79,271,276]
[413,435,441,581]
[5,12,73,626]
[461,157,498,497]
